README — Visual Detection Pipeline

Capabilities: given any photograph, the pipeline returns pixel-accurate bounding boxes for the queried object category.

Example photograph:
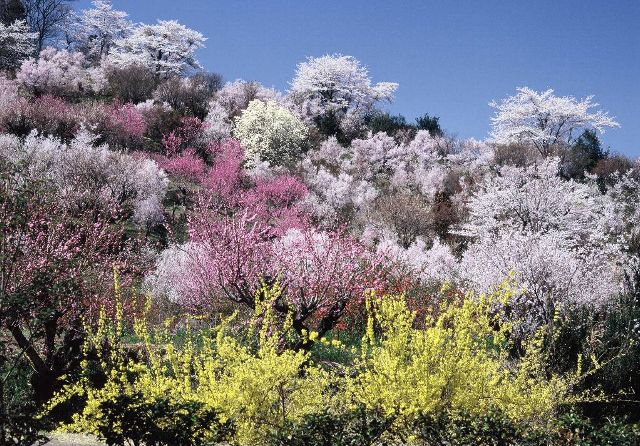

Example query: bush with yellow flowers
[46,281,579,446]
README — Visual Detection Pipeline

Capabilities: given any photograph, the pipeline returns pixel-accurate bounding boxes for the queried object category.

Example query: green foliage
[555,411,640,446]
[269,407,390,446]
[412,409,549,446]
[365,112,412,137]
[415,113,443,136]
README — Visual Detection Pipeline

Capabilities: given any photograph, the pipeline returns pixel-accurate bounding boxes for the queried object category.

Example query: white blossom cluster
[17,47,107,96]
[233,100,308,167]
[0,130,168,225]
[490,87,620,155]
[456,157,625,329]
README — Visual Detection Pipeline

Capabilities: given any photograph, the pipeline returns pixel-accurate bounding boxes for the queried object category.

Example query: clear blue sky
[78,0,640,156]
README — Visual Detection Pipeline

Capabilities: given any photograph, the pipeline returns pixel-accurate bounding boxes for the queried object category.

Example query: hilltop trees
[290,54,398,139]
[21,0,75,54]
[490,87,619,156]
[109,19,206,78]
[70,0,132,63]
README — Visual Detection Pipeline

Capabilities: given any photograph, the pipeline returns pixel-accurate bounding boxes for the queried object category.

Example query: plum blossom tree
[108,20,205,78]
[0,19,36,70]
[71,0,132,63]
[158,205,384,348]
[233,100,308,167]
[489,87,620,156]
[0,158,130,403]
[16,47,106,96]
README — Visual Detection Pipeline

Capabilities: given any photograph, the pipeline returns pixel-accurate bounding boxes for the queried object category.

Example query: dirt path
[38,433,105,446]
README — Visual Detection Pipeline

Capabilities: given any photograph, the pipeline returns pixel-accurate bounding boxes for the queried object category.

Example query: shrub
[4,94,80,140]
[233,99,309,167]
[347,286,567,442]
[153,76,213,118]
[49,285,332,446]
[48,283,573,445]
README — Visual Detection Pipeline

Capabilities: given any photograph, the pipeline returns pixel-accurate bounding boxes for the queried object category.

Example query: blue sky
[78,1,640,155]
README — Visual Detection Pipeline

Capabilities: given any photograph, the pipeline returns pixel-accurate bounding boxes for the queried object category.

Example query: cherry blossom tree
[108,20,205,78]
[489,87,620,156]
[0,19,36,70]
[16,47,106,96]
[71,0,132,63]
[290,54,398,133]
[290,54,397,116]
[456,157,624,330]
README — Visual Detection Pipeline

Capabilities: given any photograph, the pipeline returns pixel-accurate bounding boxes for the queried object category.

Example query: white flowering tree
[489,87,619,155]
[457,157,623,329]
[72,0,132,63]
[0,130,168,226]
[290,54,398,131]
[17,47,106,95]
[0,20,36,70]
[108,20,205,78]
[234,100,308,167]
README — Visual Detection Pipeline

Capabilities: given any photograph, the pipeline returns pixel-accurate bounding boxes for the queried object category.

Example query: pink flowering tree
[0,169,131,403]
[181,203,385,348]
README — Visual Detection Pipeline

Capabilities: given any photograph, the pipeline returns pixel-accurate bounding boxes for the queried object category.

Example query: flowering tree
[108,20,205,77]
[17,47,106,96]
[290,54,398,132]
[456,158,623,329]
[0,19,36,70]
[0,161,129,403]
[290,54,397,115]
[72,0,132,63]
[204,80,282,141]
[0,130,168,226]
[233,100,308,167]
[489,87,619,155]
[163,206,383,347]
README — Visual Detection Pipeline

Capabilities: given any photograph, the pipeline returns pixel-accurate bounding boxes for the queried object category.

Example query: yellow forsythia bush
[47,281,569,445]
[349,282,567,441]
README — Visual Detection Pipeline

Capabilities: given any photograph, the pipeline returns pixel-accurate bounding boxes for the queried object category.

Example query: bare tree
[20,0,75,54]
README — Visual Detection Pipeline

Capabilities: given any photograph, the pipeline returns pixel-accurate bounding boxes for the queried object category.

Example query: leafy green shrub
[269,407,391,446]
[555,411,640,446]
